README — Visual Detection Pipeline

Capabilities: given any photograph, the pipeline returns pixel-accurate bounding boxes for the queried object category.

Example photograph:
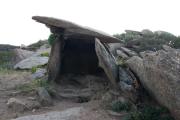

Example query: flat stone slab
[12,107,83,120]
[14,56,48,69]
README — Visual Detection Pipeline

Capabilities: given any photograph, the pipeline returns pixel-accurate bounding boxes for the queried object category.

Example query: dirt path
[0,71,120,120]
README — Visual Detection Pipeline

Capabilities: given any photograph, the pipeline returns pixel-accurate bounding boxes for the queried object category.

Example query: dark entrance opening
[61,37,101,74]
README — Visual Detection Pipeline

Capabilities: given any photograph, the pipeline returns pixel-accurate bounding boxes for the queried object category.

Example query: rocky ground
[0,70,123,120]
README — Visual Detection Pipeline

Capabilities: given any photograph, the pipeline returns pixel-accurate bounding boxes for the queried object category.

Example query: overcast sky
[0,0,180,46]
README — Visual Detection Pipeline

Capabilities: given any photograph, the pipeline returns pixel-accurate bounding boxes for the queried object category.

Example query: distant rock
[20,44,27,49]
[141,29,154,36]
[27,40,49,51]
[14,56,48,69]
[0,44,18,51]
[126,46,180,120]
[125,30,142,35]
[37,87,52,106]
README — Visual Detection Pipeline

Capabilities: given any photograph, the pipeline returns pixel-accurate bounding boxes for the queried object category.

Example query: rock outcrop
[126,46,180,120]
[14,56,48,69]
[13,49,35,64]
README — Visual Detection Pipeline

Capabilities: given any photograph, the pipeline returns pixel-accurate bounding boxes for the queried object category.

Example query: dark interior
[61,37,101,74]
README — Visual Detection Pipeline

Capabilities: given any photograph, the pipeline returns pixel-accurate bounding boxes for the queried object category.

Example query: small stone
[7,98,27,112]
[26,100,41,110]
[37,87,53,106]
[119,82,134,92]
[31,68,47,79]
[32,109,36,112]
[27,97,36,101]
[117,96,126,103]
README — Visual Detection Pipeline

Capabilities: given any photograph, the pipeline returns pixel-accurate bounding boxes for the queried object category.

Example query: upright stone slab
[95,38,118,87]
[48,36,64,81]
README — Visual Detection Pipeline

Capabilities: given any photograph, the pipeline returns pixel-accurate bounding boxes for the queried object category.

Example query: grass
[40,52,49,57]
[0,51,14,70]
[30,64,47,73]
[16,78,53,93]
[0,68,17,74]
[31,66,37,73]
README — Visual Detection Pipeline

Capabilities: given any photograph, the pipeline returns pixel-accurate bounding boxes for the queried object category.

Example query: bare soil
[0,71,121,120]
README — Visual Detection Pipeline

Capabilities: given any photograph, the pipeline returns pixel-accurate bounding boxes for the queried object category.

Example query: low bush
[48,34,57,45]
[123,105,174,120]
[40,52,49,57]
[113,30,180,52]
[111,101,131,112]
[31,66,37,73]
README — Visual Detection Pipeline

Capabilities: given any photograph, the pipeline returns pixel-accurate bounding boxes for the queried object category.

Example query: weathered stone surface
[116,50,129,60]
[37,87,52,106]
[34,45,51,56]
[107,43,123,56]
[13,48,35,64]
[11,107,83,120]
[118,67,134,92]
[119,67,133,85]
[14,56,48,69]
[7,97,41,112]
[126,47,180,120]
[48,37,63,81]
[32,16,120,43]
[31,68,47,79]
[120,47,138,57]
[7,98,27,112]
[95,38,118,87]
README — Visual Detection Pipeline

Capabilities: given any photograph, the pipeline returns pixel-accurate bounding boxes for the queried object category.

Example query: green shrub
[31,66,37,73]
[48,34,57,45]
[40,52,49,57]
[123,105,174,120]
[114,30,180,53]
[172,37,180,48]
[111,101,131,112]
